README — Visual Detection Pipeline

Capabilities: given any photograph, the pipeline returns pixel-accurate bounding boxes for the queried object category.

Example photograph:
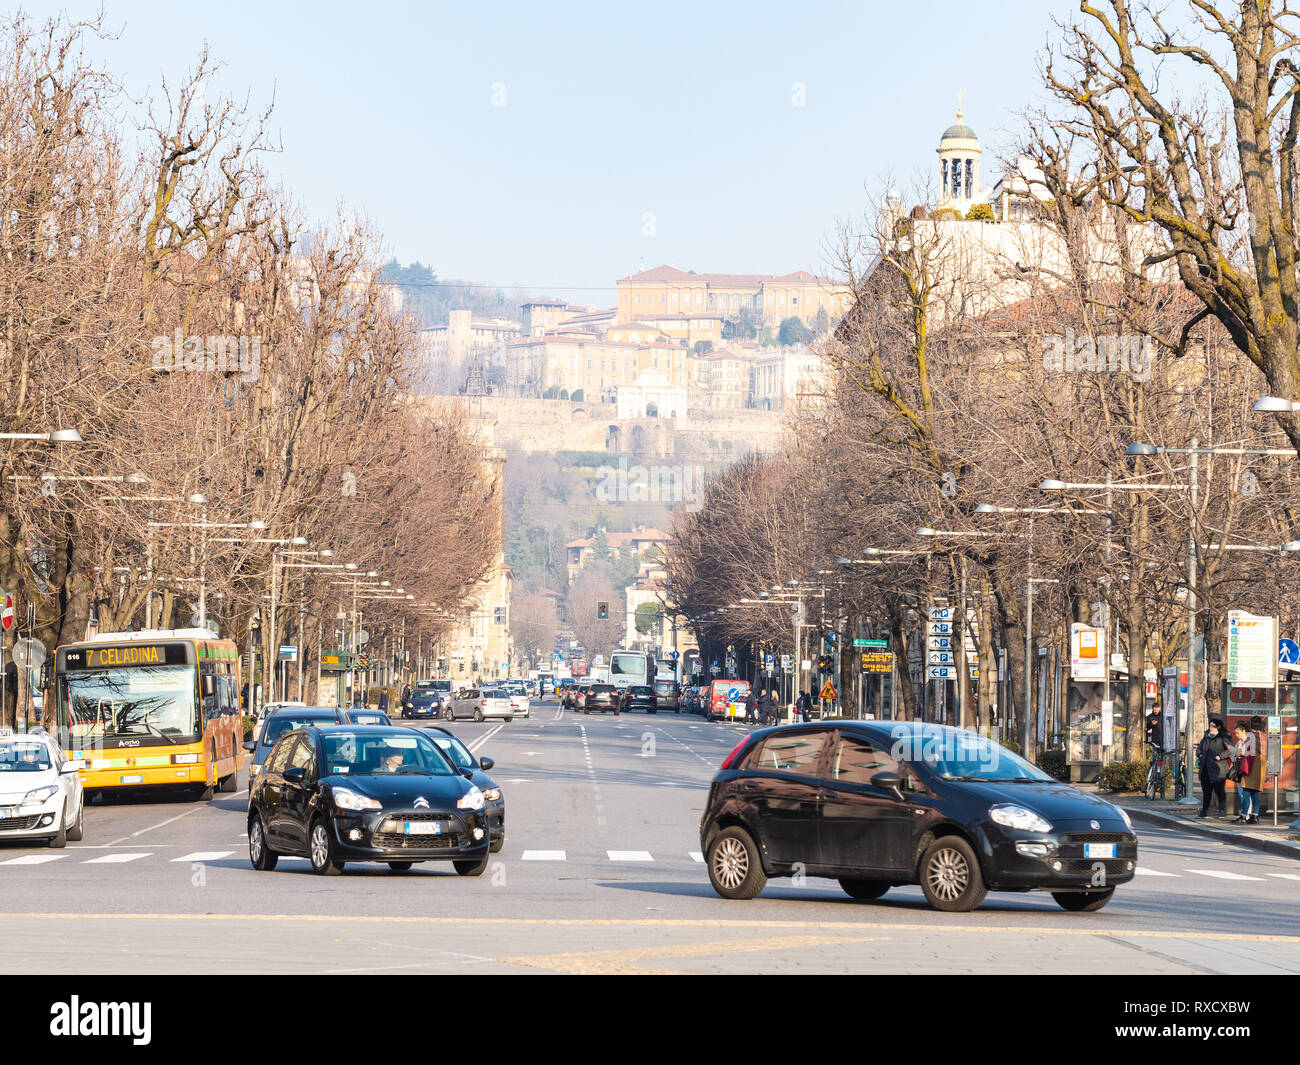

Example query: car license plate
[404,821,441,835]
[120,775,144,784]
[1084,843,1116,859]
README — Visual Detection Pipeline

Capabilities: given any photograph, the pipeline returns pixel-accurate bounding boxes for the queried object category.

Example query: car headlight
[332,787,381,812]
[1117,806,1133,832]
[457,786,486,811]
[250,763,262,776]
[989,803,1052,833]
[21,785,59,808]
[482,788,501,802]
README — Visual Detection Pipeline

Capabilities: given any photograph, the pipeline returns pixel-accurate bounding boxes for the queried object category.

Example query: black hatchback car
[620,685,657,713]
[248,725,492,876]
[425,725,505,853]
[583,684,620,714]
[699,721,1137,912]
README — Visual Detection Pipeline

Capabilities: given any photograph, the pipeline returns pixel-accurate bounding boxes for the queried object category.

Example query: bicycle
[1144,743,1167,801]
[1171,749,1187,801]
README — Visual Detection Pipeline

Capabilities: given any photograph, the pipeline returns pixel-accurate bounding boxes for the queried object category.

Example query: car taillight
[720,739,749,770]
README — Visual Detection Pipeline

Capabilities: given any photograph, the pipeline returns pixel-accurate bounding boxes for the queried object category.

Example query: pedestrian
[1231,720,1265,824]
[1195,717,1230,818]
[743,688,758,724]
[400,683,412,716]
[796,690,812,723]
[757,689,772,727]
[378,689,390,713]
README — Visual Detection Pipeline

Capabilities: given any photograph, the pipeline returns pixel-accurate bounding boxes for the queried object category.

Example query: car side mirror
[62,760,83,774]
[479,756,494,771]
[243,740,256,752]
[460,768,474,779]
[283,766,306,785]
[871,771,904,800]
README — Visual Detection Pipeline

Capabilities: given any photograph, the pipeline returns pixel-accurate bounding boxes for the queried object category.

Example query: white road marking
[521,850,566,861]
[0,854,66,865]
[1184,869,1265,881]
[1267,873,1300,882]
[689,852,704,863]
[466,724,504,754]
[172,851,234,863]
[83,852,151,864]
[1133,867,1179,877]
[608,850,654,862]
[129,806,203,838]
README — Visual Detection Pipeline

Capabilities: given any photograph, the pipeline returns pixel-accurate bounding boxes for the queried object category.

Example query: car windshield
[0,742,53,772]
[630,686,653,695]
[321,732,455,776]
[892,726,1052,782]
[431,734,474,770]
[260,713,338,747]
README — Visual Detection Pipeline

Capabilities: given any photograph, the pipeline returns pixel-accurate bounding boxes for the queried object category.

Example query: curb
[1117,803,1300,862]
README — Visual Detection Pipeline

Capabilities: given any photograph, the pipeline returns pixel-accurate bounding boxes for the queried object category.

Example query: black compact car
[620,685,657,713]
[426,725,505,853]
[583,683,619,714]
[248,725,492,876]
[699,721,1137,912]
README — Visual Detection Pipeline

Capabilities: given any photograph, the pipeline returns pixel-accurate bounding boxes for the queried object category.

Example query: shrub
[1037,749,1068,781]
[1001,737,1022,755]
[1097,759,1150,793]
[966,203,994,221]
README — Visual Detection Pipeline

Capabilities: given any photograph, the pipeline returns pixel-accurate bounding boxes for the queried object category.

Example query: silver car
[446,687,514,722]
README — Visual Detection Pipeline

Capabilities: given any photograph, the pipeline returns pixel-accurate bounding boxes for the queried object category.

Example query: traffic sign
[670,651,679,660]
[1281,638,1299,665]
[861,639,888,648]
[928,635,953,650]
[11,638,45,669]
[927,665,955,679]
[818,679,838,700]
[0,596,12,632]
[765,653,774,667]
[860,652,893,673]
[928,607,953,621]
[727,687,741,701]
[780,654,791,671]
[851,638,868,648]
[928,651,955,665]
[927,621,953,636]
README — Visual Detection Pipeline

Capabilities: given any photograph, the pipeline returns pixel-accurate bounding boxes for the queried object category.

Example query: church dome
[940,121,977,142]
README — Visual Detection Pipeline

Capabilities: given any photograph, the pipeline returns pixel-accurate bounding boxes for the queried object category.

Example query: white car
[446,687,515,722]
[502,682,530,718]
[0,729,84,847]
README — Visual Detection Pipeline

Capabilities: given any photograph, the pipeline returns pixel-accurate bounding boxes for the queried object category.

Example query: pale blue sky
[47,0,1078,296]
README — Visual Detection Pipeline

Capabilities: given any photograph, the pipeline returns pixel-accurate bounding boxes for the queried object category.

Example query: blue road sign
[1281,638,1299,665]
[765,653,774,667]
[670,651,679,660]
[728,687,740,701]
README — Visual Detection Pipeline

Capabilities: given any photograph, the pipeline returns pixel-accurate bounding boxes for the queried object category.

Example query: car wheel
[388,861,413,872]
[489,835,504,854]
[706,826,766,900]
[66,800,84,842]
[249,814,278,871]
[309,819,343,876]
[454,855,489,876]
[505,717,513,723]
[443,709,453,722]
[839,878,890,900]
[919,836,986,912]
[1052,888,1115,912]
[48,808,68,849]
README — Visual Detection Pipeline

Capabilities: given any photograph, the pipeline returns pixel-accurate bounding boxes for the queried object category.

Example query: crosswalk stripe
[1267,873,1300,882]
[689,852,704,863]
[608,850,653,862]
[520,850,566,861]
[172,851,234,863]
[83,852,151,864]
[1184,869,1264,881]
[0,854,66,865]
[1133,867,1179,877]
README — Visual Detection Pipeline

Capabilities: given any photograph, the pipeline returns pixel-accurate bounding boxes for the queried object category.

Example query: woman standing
[1195,718,1230,818]
[1232,720,1265,824]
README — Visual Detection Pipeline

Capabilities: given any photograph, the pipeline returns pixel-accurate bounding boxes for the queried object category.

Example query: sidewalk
[1080,783,1300,862]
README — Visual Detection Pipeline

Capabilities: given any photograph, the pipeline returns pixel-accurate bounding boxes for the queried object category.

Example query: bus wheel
[218,771,237,793]
[197,784,215,801]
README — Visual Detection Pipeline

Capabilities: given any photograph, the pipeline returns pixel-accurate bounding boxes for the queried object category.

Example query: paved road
[2,702,1297,973]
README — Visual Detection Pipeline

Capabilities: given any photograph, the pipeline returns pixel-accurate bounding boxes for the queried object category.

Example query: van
[707,679,750,722]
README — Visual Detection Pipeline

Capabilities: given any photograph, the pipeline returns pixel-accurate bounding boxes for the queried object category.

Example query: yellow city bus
[53,629,244,799]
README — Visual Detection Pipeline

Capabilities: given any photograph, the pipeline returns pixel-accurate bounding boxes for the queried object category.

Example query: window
[288,735,317,779]
[745,730,828,776]
[829,735,900,786]
[266,735,295,774]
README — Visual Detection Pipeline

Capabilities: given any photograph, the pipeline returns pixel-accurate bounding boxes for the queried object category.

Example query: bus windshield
[59,665,199,746]
[610,652,648,679]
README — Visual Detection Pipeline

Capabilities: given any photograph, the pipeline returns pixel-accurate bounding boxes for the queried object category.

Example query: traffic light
[597,602,608,619]
[815,655,832,672]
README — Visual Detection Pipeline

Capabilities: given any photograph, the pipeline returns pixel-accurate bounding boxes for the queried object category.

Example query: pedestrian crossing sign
[819,679,837,701]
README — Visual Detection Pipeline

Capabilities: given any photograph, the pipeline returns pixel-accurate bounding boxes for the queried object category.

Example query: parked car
[654,677,680,712]
[0,728,84,847]
[426,725,505,853]
[583,683,619,714]
[344,709,391,727]
[245,706,348,790]
[247,725,491,876]
[445,687,514,722]
[620,685,656,713]
[699,721,1137,912]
